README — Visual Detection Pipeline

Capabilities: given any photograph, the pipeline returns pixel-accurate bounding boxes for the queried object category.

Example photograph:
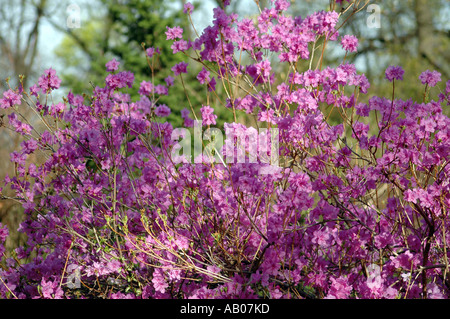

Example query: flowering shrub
[1,0,450,299]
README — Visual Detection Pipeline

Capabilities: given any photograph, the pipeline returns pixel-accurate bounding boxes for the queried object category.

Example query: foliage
[54,0,219,128]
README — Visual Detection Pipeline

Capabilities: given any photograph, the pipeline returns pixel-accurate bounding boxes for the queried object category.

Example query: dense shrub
[0,0,449,299]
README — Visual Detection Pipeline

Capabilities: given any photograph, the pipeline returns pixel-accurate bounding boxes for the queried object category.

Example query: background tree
[47,0,236,127]
[291,0,449,102]
[0,0,50,251]
[340,0,449,103]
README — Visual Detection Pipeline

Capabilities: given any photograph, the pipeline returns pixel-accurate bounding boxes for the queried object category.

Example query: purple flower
[255,59,272,81]
[183,2,194,14]
[390,250,419,269]
[152,268,168,294]
[50,102,66,117]
[105,58,120,72]
[181,108,194,127]
[341,35,358,52]
[155,104,171,117]
[275,0,290,11]
[154,84,168,95]
[355,102,370,116]
[207,77,216,92]
[3,0,450,301]
[247,60,272,84]
[171,62,188,76]
[40,278,64,299]
[8,113,32,135]
[37,68,61,93]
[0,89,22,109]
[20,139,38,155]
[146,46,160,58]
[164,75,174,87]
[165,26,184,40]
[439,79,450,104]
[312,228,332,248]
[29,84,40,96]
[171,39,189,54]
[258,108,275,123]
[181,108,190,119]
[326,276,352,299]
[374,232,393,249]
[138,81,154,95]
[0,223,8,242]
[385,65,404,82]
[197,67,210,85]
[119,71,134,88]
[200,105,217,126]
[352,121,369,139]
[302,69,321,87]
[419,70,441,87]
[105,71,134,90]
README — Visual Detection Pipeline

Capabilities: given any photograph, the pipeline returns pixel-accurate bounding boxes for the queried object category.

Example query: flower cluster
[0,0,449,299]
[385,65,405,82]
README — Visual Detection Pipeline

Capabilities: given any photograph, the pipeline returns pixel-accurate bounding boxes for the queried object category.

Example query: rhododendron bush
[1,0,450,299]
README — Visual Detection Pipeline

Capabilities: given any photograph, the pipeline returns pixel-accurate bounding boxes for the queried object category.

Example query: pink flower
[200,105,217,125]
[312,228,331,247]
[258,108,275,123]
[50,102,66,117]
[302,69,321,87]
[385,65,404,82]
[152,269,168,294]
[171,39,189,54]
[197,67,210,85]
[205,265,222,280]
[164,75,175,87]
[390,250,419,269]
[155,104,171,117]
[275,0,290,11]
[165,26,184,40]
[183,2,194,14]
[419,70,441,87]
[8,113,32,135]
[207,77,216,92]
[40,278,64,299]
[374,232,393,249]
[427,283,445,299]
[105,58,120,72]
[29,84,40,96]
[256,59,272,82]
[341,34,358,52]
[181,108,194,127]
[138,81,154,95]
[0,223,8,242]
[0,89,22,109]
[171,61,188,76]
[326,276,352,299]
[181,108,190,119]
[105,71,134,89]
[366,274,384,297]
[38,68,61,93]
[146,46,160,58]
[154,84,168,95]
